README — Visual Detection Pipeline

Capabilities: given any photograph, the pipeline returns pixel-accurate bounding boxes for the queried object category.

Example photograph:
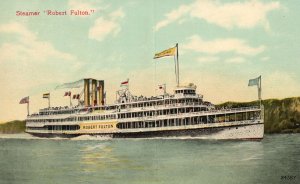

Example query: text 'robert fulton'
[16,10,96,16]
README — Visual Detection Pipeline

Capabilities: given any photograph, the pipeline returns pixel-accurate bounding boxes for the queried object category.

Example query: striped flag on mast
[43,93,50,98]
[154,46,176,59]
[43,93,51,108]
[153,44,180,86]
[120,79,129,86]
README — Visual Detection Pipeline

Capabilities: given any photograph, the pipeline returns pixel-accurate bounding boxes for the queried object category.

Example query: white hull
[27,122,264,140]
[197,123,264,140]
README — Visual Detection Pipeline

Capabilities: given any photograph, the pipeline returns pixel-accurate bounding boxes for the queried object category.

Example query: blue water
[0,134,299,184]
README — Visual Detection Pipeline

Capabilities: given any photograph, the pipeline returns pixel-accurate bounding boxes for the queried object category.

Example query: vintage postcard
[0,0,299,184]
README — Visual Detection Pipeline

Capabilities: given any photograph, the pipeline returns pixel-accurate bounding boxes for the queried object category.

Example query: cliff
[0,120,26,134]
[217,97,300,133]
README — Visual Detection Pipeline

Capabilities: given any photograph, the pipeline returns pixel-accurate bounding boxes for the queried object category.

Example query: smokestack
[91,79,97,106]
[98,80,104,105]
[84,79,90,106]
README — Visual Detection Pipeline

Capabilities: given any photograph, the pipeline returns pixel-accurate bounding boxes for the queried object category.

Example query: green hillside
[0,120,26,134]
[217,97,300,133]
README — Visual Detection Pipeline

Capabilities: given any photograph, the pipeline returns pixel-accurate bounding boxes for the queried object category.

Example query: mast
[176,43,179,86]
[48,95,50,108]
[69,94,72,107]
[27,97,30,116]
[258,75,262,108]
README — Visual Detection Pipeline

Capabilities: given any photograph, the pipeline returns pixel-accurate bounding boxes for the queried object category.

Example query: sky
[0,0,300,121]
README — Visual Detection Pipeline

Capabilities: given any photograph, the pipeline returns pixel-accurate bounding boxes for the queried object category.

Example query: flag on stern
[248,76,261,86]
[43,93,50,98]
[154,46,176,59]
[19,96,29,104]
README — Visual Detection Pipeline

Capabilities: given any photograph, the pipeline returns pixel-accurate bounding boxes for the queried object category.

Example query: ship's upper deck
[28,84,212,118]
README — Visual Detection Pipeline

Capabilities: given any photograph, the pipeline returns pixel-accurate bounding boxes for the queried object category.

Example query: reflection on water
[80,143,116,172]
[79,141,144,176]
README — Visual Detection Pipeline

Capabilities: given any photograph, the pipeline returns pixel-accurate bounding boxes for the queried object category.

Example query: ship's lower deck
[27,121,264,140]
[112,123,264,139]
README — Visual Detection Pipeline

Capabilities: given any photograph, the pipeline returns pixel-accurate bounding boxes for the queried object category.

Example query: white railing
[115,119,261,133]
[117,106,261,123]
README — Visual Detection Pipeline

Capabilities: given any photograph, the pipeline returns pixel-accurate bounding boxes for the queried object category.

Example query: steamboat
[25,45,264,139]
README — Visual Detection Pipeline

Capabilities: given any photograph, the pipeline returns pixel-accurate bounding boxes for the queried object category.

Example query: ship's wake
[71,134,113,141]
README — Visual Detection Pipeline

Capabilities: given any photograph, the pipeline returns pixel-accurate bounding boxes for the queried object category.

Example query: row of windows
[28,114,116,123]
[39,110,75,116]
[116,112,260,129]
[117,117,209,129]
[118,98,201,109]
[28,118,75,123]
[78,114,116,121]
[27,125,80,131]
[175,89,196,95]
[35,98,202,116]
[28,106,206,123]
[117,107,206,119]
